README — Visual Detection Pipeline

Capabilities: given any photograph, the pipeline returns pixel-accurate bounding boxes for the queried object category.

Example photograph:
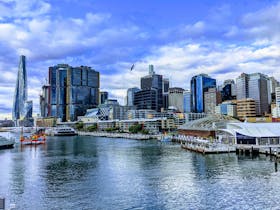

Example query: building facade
[183,90,191,113]
[42,64,99,121]
[168,87,184,112]
[236,73,270,116]
[237,98,256,119]
[134,65,163,112]
[204,88,222,114]
[191,74,216,113]
[99,91,108,105]
[127,87,140,106]
[12,55,28,121]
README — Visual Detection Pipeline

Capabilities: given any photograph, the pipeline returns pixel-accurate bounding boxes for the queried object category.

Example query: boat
[0,136,15,149]
[20,128,46,145]
[45,127,78,136]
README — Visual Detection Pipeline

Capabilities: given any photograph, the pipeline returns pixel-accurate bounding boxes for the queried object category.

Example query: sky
[0,0,279,119]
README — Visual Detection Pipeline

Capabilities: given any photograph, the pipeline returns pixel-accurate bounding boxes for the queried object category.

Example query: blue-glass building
[183,90,191,113]
[12,55,28,121]
[191,74,216,113]
[127,87,140,106]
[44,64,99,121]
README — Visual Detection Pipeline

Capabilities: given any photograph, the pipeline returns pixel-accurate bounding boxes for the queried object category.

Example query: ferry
[20,128,46,145]
[45,127,78,136]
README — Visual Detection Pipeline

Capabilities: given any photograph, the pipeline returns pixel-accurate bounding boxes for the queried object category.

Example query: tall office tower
[127,87,140,106]
[190,74,216,113]
[168,87,184,112]
[236,73,270,116]
[40,84,50,117]
[99,91,109,105]
[204,88,222,114]
[47,64,99,121]
[269,76,280,103]
[236,73,249,100]
[248,73,270,116]
[163,78,169,109]
[221,79,236,101]
[12,55,28,121]
[135,65,163,111]
[183,90,191,113]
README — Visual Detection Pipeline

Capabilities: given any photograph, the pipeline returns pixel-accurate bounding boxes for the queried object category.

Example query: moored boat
[0,136,15,149]
[45,127,78,136]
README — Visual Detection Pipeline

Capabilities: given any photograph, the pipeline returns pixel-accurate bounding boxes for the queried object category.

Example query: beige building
[168,87,184,112]
[237,98,256,119]
[204,88,222,114]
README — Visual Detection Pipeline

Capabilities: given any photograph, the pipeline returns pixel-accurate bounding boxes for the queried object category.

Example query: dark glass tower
[191,74,216,113]
[137,65,163,111]
[12,55,27,121]
[46,64,99,121]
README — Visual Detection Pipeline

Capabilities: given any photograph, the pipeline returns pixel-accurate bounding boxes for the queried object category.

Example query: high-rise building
[191,74,216,113]
[237,73,270,116]
[204,87,222,114]
[221,79,236,101]
[163,78,169,109]
[168,87,184,112]
[183,90,191,113]
[42,64,99,121]
[24,101,33,119]
[269,76,280,103]
[99,91,109,105]
[127,87,140,106]
[134,65,163,111]
[12,55,28,121]
[236,73,249,100]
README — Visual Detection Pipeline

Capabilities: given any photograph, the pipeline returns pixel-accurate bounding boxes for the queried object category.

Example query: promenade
[78,131,159,140]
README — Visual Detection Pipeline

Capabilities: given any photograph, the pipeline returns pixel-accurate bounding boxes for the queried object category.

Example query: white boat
[0,136,15,149]
[159,133,172,142]
[45,127,78,136]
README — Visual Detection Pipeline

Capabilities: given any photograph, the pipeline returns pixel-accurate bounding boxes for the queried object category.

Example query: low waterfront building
[215,101,237,118]
[35,117,57,127]
[178,115,239,138]
[217,122,280,145]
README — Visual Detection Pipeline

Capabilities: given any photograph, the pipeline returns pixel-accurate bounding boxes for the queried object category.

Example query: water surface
[0,134,279,209]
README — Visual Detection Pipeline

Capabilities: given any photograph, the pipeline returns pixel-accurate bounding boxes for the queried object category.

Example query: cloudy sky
[0,0,280,119]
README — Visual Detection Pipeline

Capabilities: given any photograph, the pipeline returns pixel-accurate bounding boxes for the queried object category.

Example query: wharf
[78,131,159,140]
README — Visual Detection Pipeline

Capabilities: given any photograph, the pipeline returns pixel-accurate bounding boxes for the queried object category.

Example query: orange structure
[20,128,46,145]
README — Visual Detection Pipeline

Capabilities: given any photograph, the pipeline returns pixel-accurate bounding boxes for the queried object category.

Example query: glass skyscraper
[12,55,27,121]
[191,74,216,113]
[43,64,100,121]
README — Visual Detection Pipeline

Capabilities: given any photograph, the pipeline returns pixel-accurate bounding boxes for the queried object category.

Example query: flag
[130,64,135,71]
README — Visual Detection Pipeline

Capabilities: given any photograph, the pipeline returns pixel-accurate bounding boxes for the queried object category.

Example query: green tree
[75,122,84,131]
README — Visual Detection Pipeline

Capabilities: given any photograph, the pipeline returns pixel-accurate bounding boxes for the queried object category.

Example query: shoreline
[78,131,160,140]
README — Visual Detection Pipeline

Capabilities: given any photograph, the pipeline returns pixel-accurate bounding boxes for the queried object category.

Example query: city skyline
[0,0,280,119]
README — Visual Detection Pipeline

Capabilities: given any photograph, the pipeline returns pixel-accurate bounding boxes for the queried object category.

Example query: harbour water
[0,134,280,209]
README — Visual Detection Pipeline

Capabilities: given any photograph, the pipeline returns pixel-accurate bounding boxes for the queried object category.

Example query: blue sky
[0,0,280,119]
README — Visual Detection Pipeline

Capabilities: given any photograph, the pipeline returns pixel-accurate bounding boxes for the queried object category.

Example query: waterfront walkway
[78,131,159,140]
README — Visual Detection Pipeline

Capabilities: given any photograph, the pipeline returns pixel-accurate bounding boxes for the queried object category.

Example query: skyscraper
[12,55,28,121]
[236,73,270,116]
[183,90,191,113]
[163,78,169,109]
[43,64,99,121]
[191,74,216,113]
[134,65,163,111]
